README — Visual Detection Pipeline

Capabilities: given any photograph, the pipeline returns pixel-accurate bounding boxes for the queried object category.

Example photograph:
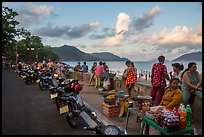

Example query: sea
[63,61,202,78]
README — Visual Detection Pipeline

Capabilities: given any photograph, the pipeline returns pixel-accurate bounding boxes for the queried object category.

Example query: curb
[83,101,115,126]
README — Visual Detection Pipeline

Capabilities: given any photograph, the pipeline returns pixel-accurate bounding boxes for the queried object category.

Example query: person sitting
[74,62,82,72]
[181,62,202,106]
[160,78,183,108]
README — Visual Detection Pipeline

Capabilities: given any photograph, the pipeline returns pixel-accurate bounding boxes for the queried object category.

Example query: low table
[141,117,194,135]
[125,107,142,131]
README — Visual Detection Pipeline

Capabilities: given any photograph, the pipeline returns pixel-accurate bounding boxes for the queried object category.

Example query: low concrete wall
[69,71,152,96]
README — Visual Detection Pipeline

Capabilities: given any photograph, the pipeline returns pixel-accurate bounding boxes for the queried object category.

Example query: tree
[2,6,30,59]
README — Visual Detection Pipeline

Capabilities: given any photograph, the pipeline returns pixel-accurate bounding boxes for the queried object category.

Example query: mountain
[52,45,129,61]
[52,45,98,61]
[172,51,202,62]
[90,52,129,61]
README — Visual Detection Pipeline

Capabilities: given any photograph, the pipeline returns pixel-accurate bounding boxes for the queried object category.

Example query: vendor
[160,78,182,108]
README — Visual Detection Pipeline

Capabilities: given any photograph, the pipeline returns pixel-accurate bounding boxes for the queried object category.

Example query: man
[82,61,88,73]
[150,55,170,105]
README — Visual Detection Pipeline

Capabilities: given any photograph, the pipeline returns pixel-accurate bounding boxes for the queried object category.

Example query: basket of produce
[100,90,116,96]
[104,94,117,105]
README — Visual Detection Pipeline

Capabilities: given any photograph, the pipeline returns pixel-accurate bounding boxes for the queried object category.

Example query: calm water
[63,61,202,77]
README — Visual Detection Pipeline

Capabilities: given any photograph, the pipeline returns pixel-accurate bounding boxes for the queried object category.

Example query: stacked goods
[104,94,117,105]
[102,102,118,117]
[162,110,180,132]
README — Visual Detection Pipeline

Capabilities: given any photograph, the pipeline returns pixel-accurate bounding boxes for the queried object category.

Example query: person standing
[125,61,137,97]
[103,62,109,75]
[47,59,54,75]
[82,61,88,73]
[122,60,131,80]
[88,62,97,86]
[150,55,170,105]
[181,62,202,106]
[95,61,105,88]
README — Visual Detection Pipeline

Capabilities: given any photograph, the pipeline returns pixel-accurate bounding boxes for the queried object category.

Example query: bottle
[186,104,192,128]
[179,105,187,129]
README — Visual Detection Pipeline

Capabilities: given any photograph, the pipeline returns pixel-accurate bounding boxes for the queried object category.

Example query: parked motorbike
[24,68,40,85]
[38,70,54,90]
[54,79,85,128]
[84,112,127,135]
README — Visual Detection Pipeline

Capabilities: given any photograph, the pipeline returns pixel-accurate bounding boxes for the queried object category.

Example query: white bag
[103,77,111,90]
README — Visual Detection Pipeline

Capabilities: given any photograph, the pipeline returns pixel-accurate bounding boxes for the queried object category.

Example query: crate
[102,102,119,117]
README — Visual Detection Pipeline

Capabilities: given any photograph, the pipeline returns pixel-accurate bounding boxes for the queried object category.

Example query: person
[169,63,184,89]
[160,78,183,108]
[95,61,105,88]
[103,62,109,75]
[47,59,54,74]
[181,62,202,106]
[125,61,137,97]
[42,59,47,68]
[122,60,131,80]
[57,61,64,77]
[82,61,88,73]
[74,62,82,72]
[150,55,170,105]
[88,62,97,86]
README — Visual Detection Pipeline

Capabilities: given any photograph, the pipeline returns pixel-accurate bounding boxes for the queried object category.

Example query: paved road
[2,68,95,135]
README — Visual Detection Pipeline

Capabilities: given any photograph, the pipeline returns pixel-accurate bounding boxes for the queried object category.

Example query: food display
[145,106,181,132]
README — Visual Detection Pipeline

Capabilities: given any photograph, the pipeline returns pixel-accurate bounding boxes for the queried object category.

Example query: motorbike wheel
[66,104,77,128]
[39,80,47,90]
[25,79,29,85]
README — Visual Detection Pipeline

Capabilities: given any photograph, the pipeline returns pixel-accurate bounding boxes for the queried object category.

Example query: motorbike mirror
[91,112,97,117]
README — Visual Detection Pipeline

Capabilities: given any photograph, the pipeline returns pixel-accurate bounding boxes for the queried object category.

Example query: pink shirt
[95,65,105,76]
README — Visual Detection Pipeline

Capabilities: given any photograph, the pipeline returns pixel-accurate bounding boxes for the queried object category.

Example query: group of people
[16,59,70,78]
[74,61,109,88]
[150,55,202,109]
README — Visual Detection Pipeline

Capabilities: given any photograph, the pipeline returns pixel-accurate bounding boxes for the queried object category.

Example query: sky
[2,2,202,61]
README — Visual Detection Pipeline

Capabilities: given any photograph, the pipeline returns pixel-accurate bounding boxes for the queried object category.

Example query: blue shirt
[82,64,88,72]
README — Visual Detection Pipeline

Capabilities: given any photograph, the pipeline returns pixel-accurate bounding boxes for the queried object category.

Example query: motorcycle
[84,112,127,135]
[54,79,85,128]
[38,70,54,90]
[24,67,40,85]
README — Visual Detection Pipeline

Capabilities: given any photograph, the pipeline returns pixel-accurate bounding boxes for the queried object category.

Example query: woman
[160,78,183,108]
[125,62,137,97]
[181,62,202,105]
[169,63,184,89]
[88,62,97,86]
[95,61,105,88]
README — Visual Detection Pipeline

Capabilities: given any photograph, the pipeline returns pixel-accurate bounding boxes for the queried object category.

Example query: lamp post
[27,47,35,63]
[16,44,18,71]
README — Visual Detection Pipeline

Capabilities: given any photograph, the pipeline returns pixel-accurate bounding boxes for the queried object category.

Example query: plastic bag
[103,77,111,90]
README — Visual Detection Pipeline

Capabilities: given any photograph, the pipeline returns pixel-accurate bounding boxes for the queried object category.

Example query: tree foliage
[2,6,59,63]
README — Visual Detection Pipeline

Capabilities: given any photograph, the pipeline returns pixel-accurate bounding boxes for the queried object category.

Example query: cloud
[33,25,70,37]
[25,5,54,15]
[133,24,202,48]
[88,27,115,39]
[33,21,100,39]
[94,12,130,47]
[66,21,100,38]
[132,6,160,32]
[16,4,55,27]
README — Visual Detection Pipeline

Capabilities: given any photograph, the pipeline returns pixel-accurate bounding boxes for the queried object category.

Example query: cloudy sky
[3,2,202,61]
